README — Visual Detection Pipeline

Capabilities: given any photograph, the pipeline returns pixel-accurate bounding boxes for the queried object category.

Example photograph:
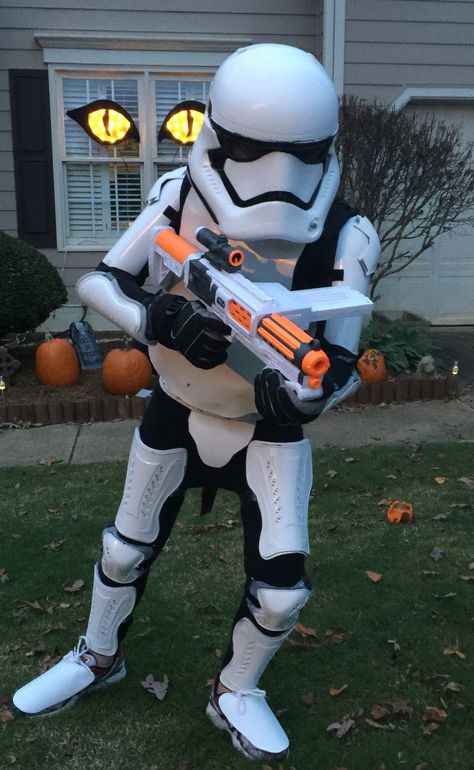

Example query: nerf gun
[152,226,373,399]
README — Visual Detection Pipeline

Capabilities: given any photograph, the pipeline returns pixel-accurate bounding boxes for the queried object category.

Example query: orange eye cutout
[158,100,206,146]
[67,100,140,145]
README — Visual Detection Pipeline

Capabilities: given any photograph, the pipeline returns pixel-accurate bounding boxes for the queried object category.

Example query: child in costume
[14,43,379,762]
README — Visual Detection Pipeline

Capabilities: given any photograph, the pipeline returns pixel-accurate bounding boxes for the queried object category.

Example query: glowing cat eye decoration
[158,100,205,146]
[67,100,140,145]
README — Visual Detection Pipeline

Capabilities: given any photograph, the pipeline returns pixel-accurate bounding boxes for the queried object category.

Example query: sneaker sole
[22,662,127,718]
[206,699,288,762]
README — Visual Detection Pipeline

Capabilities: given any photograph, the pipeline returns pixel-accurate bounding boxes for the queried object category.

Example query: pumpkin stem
[45,332,54,342]
[122,335,132,352]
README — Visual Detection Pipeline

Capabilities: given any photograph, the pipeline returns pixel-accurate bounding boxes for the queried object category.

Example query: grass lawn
[0,443,473,770]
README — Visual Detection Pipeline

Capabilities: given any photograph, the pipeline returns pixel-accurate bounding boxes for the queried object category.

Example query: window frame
[49,66,213,251]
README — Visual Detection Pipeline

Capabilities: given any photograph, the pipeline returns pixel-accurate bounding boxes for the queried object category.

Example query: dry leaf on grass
[0,709,14,722]
[459,574,474,581]
[42,540,66,551]
[294,621,318,638]
[329,684,348,697]
[431,547,443,561]
[141,673,169,701]
[457,476,473,486]
[0,568,9,584]
[370,703,391,720]
[434,476,446,484]
[64,579,84,593]
[327,715,356,738]
[365,717,395,730]
[444,646,466,659]
[300,692,315,706]
[366,571,382,583]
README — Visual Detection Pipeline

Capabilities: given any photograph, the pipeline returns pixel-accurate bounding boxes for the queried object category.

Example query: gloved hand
[254,340,359,426]
[146,293,231,370]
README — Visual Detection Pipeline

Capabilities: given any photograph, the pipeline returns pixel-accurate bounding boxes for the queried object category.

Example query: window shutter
[9,69,56,247]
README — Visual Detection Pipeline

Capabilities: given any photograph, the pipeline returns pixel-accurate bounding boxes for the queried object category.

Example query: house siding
[344,0,474,102]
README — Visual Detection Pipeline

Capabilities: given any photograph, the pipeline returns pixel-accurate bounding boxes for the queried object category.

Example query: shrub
[359,317,436,373]
[337,97,474,300]
[0,231,67,339]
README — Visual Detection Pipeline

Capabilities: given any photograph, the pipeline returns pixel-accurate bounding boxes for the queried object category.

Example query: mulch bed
[0,338,459,428]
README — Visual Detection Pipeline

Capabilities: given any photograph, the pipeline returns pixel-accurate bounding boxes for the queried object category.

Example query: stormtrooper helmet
[187,43,340,243]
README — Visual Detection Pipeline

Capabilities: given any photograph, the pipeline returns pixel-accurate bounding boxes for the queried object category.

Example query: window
[55,72,210,250]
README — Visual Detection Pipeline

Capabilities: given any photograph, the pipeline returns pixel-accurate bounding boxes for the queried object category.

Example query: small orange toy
[386,500,414,524]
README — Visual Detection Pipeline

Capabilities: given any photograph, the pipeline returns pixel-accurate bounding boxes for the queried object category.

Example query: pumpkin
[35,335,80,387]
[102,340,152,396]
[357,348,387,383]
[386,500,414,525]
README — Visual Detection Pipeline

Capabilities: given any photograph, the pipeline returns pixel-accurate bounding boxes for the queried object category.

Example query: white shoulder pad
[335,215,380,287]
[324,216,380,354]
[146,167,187,205]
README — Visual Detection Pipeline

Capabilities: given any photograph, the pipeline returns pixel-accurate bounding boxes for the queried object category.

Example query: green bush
[0,231,67,339]
[359,317,436,372]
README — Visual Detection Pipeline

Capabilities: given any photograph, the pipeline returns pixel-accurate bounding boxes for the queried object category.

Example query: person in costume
[14,43,379,762]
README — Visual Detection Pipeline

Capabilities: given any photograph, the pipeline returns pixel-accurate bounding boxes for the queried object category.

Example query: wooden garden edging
[0,376,458,427]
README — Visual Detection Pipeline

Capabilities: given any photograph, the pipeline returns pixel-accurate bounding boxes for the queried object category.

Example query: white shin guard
[115,428,187,543]
[219,618,289,691]
[85,565,136,656]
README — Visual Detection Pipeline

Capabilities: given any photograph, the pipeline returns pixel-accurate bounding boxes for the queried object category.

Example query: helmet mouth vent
[210,119,334,165]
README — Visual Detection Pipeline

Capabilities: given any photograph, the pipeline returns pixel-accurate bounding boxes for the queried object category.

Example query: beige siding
[345,0,474,102]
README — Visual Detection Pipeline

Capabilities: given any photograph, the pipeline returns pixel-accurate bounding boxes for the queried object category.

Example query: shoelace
[71,636,96,669]
[234,687,267,715]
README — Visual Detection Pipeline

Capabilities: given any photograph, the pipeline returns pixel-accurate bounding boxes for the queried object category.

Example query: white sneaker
[206,680,289,761]
[13,637,125,717]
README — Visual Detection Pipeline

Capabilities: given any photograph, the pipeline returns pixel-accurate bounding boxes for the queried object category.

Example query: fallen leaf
[387,639,401,659]
[469,562,474,570]
[459,574,474,581]
[366,571,382,583]
[294,622,318,638]
[377,497,393,506]
[443,680,463,693]
[326,716,355,738]
[6,756,16,765]
[389,699,413,717]
[345,457,355,463]
[434,476,446,484]
[365,717,394,730]
[421,721,440,734]
[324,627,352,643]
[141,673,169,701]
[433,512,451,521]
[443,646,466,659]
[415,764,429,770]
[327,469,338,478]
[300,691,315,706]
[370,703,391,720]
[329,684,348,697]
[422,706,447,723]
[42,540,66,551]
[0,569,9,584]
[37,457,61,466]
[457,476,473,486]
[0,709,14,722]
[431,547,442,561]
[64,579,84,593]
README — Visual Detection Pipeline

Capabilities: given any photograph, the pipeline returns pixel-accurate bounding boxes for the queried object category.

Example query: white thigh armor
[86,565,136,656]
[115,428,187,543]
[246,439,313,559]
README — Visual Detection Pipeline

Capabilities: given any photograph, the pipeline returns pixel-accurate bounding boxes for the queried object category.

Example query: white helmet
[187,43,340,243]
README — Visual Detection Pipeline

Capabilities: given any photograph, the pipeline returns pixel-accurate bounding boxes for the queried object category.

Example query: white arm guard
[76,271,150,344]
[324,215,380,353]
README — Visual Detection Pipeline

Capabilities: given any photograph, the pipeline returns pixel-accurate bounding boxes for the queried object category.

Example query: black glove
[146,293,231,370]
[254,340,359,426]
[254,368,326,426]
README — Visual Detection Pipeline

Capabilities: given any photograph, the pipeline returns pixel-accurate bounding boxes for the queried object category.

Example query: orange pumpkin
[35,335,80,387]
[386,500,414,525]
[357,348,387,383]
[102,341,153,396]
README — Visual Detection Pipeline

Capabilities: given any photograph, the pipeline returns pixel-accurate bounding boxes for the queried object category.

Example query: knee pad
[86,564,136,656]
[246,439,312,559]
[115,428,187,543]
[101,526,155,584]
[248,579,312,632]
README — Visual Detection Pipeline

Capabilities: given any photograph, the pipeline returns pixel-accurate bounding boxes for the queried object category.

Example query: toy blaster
[152,226,373,399]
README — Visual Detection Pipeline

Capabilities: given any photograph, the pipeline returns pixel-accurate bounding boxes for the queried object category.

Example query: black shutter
[9,69,56,248]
